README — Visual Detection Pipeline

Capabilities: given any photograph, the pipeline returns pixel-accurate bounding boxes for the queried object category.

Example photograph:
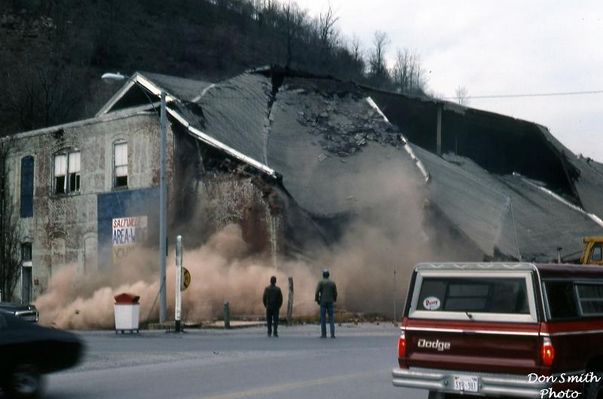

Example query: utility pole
[101,73,169,324]
[159,91,168,324]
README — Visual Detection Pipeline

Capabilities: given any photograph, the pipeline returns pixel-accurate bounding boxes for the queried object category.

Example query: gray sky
[294,0,603,161]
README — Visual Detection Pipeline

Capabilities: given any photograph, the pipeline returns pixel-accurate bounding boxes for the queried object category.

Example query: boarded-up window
[51,238,65,270]
[114,142,128,188]
[20,156,34,218]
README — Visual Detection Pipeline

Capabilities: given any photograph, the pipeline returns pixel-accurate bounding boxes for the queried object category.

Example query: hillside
[0,0,368,135]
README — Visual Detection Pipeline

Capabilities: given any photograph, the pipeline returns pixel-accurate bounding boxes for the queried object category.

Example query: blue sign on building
[97,188,159,268]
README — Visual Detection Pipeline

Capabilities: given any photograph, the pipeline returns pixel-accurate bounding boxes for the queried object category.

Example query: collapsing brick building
[3,66,603,302]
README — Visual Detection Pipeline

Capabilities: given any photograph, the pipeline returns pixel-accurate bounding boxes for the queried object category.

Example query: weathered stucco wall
[5,113,171,301]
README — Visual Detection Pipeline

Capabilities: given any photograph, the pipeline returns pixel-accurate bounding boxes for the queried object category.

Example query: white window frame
[113,141,128,189]
[54,149,81,194]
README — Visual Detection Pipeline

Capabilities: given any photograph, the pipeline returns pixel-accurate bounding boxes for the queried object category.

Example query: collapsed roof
[98,67,603,262]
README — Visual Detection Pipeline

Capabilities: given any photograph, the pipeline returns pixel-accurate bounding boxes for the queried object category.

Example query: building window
[114,142,128,188]
[54,150,80,194]
[21,243,32,265]
[20,156,34,218]
[21,243,33,304]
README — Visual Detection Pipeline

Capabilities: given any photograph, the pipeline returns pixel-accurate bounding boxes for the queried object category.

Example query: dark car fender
[0,314,84,376]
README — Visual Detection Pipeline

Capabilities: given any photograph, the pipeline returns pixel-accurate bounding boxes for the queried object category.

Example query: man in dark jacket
[315,269,337,338]
[263,276,283,337]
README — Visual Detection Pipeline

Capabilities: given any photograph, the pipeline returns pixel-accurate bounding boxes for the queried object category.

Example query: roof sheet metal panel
[568,157,603,219]
[267,81,423,216]
[190,73,272,167]
[133,70,603,263]
[497,174,602,262]
[536,126,603,220]
[412,146,509,257]
[414,147,603,261]
[141,72,213,102]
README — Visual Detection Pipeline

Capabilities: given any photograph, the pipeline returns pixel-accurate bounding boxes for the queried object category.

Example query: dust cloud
[35,155,475,329]
[35,225,317,329]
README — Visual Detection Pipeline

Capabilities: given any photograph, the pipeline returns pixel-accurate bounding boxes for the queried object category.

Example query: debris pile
[283,84,402,158]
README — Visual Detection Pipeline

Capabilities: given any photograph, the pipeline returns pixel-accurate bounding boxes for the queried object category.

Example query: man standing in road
[315,269,338,338]
[263,276,283,337]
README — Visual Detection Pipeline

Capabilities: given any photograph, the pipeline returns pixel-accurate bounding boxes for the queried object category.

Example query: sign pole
[287,277,294,325]
[175,235,182,333]
[393,266,397,324]
[159,91,168,324]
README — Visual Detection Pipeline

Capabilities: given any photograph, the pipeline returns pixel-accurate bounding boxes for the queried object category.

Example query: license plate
[453,375,479,392]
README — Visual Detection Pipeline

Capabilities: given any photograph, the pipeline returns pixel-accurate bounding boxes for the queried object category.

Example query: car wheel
[6,364,45,399]
[584,371,603,399]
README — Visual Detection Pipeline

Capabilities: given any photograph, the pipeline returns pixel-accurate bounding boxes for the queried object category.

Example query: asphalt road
[37,323,424,399]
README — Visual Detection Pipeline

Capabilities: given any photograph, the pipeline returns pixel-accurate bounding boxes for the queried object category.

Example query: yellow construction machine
[580,236,603,265]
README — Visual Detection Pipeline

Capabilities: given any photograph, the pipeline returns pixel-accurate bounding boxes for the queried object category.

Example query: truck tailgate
[404,319,542,375]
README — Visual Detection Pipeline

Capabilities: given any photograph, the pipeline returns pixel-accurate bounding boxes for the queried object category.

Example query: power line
[445,89,603,100]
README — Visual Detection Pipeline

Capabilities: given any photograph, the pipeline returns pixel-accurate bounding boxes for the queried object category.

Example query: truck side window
[545,281,579,319]
[592,245,602,262]
[576,283,603,315]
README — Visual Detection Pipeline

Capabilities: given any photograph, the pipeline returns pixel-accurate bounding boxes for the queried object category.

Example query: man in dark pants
[315,269,338,338]
[263,276,283,337]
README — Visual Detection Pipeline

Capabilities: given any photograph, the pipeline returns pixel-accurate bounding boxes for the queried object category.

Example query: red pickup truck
[392,263,603,399]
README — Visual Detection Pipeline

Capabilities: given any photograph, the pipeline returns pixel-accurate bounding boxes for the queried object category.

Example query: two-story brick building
[1,71,287,303]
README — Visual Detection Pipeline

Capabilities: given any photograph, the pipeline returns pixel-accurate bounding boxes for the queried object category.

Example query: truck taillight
[398,331,407,359]
[541,337,555,367]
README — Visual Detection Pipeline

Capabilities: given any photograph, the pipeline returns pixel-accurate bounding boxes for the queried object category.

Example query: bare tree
[368,31,391,87]
[281,2,306,68]
[455,86,469,105]
[5,63,83,132]
[342,34,365,76]
[0,139,21,302]
[391,48,427,95]
[317,5,339,52]
[349,34,363,65]
[257,0,279,27]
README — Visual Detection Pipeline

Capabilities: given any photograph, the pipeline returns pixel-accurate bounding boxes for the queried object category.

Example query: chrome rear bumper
[392,367,550,398]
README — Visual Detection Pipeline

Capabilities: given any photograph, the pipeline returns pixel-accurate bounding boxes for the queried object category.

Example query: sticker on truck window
[423,296,441,310]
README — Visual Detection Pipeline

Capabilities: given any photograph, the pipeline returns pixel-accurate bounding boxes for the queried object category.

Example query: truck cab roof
[414,262,603,278]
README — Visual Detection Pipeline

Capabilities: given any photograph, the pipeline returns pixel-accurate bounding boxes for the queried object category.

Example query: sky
[293,0,603,162]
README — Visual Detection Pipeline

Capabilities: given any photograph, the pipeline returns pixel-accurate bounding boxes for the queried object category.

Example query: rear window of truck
[408,270,537,322]
[417,277,529,314]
